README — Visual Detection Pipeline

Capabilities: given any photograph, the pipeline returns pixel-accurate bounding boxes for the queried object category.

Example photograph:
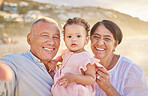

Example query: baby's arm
[77,63,96,85]
[53,55,63,63]
[58,63,96,87]
[47,55,63,72]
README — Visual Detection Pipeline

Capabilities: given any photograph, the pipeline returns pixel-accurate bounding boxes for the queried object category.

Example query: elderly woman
[90,20,148,96]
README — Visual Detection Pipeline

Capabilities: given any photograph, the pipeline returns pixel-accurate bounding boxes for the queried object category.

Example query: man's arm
[0,60,13,81]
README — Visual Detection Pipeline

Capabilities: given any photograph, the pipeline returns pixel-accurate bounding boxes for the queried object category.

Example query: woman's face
[91,24,117,60]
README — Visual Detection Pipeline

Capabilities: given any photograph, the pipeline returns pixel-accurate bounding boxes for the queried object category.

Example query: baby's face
[64,24,89,53]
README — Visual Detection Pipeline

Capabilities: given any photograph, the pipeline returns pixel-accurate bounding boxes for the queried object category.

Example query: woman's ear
[27,33,31,45]
[113,41,119,51]
[85,36,90,45]
[115,41,119,47]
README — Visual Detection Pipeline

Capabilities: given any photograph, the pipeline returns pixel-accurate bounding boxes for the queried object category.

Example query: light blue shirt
[0,50,53,96]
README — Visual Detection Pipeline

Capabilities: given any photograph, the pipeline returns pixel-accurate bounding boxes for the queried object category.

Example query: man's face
[27,21,60,63]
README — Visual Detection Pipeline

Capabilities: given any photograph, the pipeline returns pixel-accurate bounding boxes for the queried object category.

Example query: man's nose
[46,37,55,45]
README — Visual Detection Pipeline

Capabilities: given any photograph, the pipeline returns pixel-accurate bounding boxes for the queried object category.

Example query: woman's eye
[93,36,99,39]
[104,38,111,41]
[67,36,71,38]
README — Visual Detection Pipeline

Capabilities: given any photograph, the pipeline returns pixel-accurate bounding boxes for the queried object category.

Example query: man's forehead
[35,21,56,26]
[31,21,60,34]
[32,21,58,30]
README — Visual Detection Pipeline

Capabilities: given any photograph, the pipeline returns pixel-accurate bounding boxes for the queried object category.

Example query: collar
[27,50,46,68]
[27,50,42,63]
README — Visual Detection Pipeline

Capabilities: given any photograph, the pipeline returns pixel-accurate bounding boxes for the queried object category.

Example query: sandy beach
[0,35,148,85]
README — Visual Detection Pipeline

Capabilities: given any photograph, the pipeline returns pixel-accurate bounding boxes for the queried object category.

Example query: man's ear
[85,36,90,45]
[27,33,31,45]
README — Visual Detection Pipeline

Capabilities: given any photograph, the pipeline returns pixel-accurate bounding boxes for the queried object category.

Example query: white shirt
[95,55,148,96]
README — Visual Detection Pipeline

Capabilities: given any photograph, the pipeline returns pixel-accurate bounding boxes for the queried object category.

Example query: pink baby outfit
[51,50,101,96]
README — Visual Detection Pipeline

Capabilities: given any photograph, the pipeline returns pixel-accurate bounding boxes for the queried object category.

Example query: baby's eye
[67,36,72,38]
[77,35,81,38]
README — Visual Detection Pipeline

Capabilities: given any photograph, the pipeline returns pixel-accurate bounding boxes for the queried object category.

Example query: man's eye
[41,34,49,37]
[77,35,81,38]
[53,36,60,39]
[67,36,71,38]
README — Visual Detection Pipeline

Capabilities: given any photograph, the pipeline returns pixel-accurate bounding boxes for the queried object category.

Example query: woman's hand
[96,67,111,90]
[58,73,75,88]
[96,66,120,96]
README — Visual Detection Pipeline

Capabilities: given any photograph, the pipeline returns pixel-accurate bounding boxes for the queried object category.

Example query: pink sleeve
[79,58,102,72]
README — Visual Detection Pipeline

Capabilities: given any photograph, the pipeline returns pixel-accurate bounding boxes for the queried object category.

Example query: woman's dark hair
[90,20,123,44]
[63,17,90,36]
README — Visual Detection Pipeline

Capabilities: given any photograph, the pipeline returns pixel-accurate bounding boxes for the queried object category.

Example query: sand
[0,35,148,85]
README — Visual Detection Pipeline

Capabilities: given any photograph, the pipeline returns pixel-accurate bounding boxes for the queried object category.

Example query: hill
[0,0,148,37]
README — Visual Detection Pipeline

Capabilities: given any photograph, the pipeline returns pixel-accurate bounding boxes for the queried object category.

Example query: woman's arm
[96,67,120,96]
[58,63,96,88]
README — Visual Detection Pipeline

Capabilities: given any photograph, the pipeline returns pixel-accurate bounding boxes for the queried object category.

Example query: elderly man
[0,18,60,96]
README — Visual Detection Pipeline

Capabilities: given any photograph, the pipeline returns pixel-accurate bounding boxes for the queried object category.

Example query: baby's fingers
[58,78,66,85]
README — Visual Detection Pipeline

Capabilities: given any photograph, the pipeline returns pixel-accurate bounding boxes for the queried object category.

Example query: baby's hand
[58,73,75,88]
[47,60,57,72]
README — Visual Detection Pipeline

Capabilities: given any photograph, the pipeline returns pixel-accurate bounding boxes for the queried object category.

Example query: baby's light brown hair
[63,17,90,36]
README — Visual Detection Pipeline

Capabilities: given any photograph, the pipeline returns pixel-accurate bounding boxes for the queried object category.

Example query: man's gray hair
[31,17,59,28]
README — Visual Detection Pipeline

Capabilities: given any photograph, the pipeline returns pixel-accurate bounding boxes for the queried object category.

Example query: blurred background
[0,0,148,84]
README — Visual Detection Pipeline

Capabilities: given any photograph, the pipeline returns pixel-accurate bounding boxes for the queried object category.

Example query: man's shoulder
[2,53,23,59]
[1,51,33,69]
[1,51,30,63]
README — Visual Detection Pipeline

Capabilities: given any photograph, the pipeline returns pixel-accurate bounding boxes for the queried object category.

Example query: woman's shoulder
[117,55,143,73]
[110,55,145,85]
[118,55,135,67]
[119,55,133,64]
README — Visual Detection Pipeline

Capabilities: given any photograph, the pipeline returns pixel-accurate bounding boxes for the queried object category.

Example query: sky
[33,0,148,22]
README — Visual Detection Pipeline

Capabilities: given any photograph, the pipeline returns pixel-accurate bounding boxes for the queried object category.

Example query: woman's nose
[97,38,104,45]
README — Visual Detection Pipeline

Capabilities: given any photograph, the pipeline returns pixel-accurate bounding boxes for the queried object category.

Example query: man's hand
[0,0,4,6]
[0,61,13,81]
